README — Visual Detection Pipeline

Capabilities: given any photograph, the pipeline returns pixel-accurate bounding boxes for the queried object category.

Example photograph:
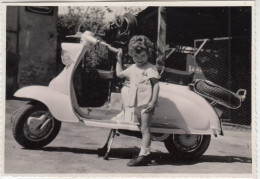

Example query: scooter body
[12,31,246,160]
[14,38,221,135]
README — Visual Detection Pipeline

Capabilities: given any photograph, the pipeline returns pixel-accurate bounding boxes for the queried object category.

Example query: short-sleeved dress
[120,62,160,109]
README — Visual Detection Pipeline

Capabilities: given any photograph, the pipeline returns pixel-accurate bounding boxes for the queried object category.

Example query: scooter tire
[164,134,211,160]
[12,101,61,149]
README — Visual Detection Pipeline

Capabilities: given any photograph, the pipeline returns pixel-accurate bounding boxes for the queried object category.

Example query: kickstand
[98,129,118,160]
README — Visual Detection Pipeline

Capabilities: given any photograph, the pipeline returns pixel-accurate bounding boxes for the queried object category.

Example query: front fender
[14,86,79,122]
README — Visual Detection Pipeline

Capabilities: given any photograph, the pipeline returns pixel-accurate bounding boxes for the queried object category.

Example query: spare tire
[194,80,241,109]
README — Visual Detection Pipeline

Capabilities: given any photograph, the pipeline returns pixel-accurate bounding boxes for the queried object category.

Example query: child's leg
[127,111,151,166]
[139,112,151,156]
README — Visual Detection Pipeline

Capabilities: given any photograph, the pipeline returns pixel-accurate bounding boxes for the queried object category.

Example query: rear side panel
[153,82,221,134]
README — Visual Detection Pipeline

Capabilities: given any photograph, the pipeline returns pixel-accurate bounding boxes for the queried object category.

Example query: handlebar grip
[107,45,119,53]
[99,41,119,53]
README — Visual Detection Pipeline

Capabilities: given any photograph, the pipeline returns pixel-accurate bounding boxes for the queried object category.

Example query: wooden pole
[157,7,167,66]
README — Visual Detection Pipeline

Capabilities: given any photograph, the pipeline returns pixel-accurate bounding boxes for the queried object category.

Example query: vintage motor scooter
[11,30,247,160]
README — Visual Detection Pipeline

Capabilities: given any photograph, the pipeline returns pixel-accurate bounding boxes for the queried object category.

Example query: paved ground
[4,100,252,175]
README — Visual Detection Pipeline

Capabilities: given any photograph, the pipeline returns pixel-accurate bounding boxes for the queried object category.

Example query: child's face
[132,51,148,66]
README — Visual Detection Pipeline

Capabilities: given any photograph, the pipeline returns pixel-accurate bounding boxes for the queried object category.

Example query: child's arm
[116,49,124,78]
[146,79,160,112]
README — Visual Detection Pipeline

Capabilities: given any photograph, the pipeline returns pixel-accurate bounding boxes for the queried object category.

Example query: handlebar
[82,31,119,53]
[66,31,120,54]
[99,41,120,53]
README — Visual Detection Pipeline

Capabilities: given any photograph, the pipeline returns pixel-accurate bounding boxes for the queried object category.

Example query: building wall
[17,6,58,87]
[6,6,58,96]
[6,7,19,96]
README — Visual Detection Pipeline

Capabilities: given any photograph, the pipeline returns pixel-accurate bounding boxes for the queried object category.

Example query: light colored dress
[121,62,160,108]
[111,62,160,124]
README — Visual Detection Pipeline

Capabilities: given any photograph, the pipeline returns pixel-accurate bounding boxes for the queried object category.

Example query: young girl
[116,35,160,166]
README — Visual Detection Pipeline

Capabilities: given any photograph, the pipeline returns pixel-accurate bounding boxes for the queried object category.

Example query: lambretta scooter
[11,30,247,160]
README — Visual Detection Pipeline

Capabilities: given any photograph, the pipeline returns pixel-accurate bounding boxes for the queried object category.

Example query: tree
[58,6,109,40]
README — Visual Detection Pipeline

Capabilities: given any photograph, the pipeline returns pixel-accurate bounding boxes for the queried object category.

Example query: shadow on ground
[40,147,252,166]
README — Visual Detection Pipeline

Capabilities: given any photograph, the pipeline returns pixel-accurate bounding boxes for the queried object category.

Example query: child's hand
[145,101,156,112]
[117,48,123,63]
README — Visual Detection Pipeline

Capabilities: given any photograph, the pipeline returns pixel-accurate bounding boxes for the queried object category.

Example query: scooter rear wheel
[12,101,61,149]
[164,134,211,160]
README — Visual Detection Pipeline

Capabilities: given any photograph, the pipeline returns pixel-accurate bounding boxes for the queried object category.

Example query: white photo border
[0,1,256,178]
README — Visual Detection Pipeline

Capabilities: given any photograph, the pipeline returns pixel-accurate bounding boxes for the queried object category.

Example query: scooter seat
[160,68,194,85]
[190,80,242,109]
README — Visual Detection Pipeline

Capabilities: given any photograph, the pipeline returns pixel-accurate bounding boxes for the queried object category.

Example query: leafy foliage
[58,6,108,39]
[124,7,142,15]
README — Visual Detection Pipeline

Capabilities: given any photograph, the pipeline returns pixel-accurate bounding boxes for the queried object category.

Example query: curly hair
[128,35,154,60]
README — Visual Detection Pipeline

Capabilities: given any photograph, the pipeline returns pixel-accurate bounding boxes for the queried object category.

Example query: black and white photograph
[1,1,255,177]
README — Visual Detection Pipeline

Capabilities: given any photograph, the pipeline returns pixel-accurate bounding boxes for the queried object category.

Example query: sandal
[127,155,151,166]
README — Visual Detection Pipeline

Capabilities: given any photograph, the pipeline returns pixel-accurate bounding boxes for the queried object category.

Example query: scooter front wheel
[12,101,61,149]
[164,134,211,160]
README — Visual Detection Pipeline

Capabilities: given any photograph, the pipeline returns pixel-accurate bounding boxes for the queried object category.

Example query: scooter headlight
[61,50,73,66]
